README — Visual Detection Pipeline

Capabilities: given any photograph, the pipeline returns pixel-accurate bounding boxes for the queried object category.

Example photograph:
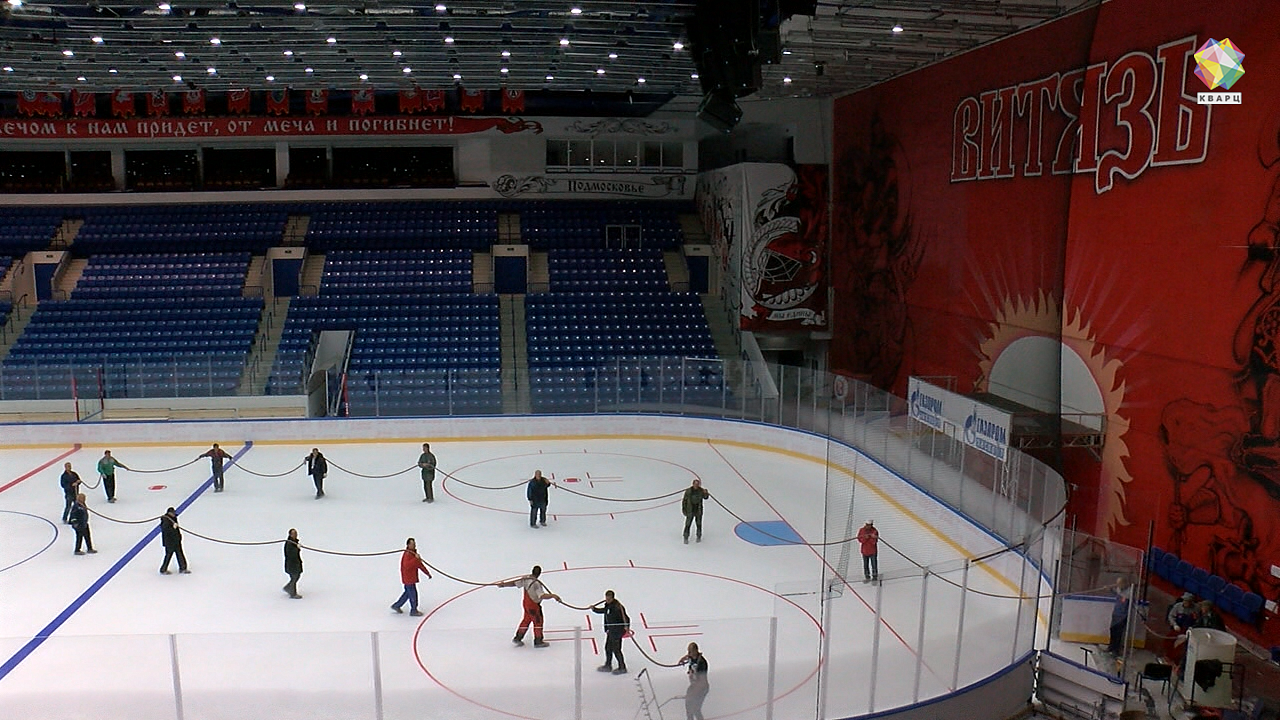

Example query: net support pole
[913,571,929,702]
[952,561,971,691]
[371,632,384,720]
[766,615,778,720]
[574,625,583,720]
[869,578,884,714]
[169,634,185,720]
[818,589,832,720]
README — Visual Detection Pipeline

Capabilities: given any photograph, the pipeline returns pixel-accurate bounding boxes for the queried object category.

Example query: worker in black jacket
[60,462,82,524]
[527,470,552,528]
[592,590,630,675]
[69,493,96,555]
[283,528,303,598]
[306,449,328,499]
[159,507,190,574]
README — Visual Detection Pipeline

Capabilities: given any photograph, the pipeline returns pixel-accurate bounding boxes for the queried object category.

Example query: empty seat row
[1150,547,1265,624]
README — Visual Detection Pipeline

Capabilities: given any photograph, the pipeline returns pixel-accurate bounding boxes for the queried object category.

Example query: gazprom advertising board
[908,377,1013,462]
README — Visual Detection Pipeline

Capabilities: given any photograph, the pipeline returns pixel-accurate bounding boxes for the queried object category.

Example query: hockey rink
[0,416,1045,720]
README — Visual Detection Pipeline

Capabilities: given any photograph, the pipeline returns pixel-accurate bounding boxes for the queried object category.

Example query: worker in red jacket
[390,537,432,616]
[857,519,879,582]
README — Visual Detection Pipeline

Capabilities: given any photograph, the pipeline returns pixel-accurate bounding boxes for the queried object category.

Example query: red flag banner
[182,89,206,115]
[459,88,484,113]
[17,91,62,118]
[423,89,445,112]
[266,88,290,116]
[305,89,328,116]
[501,89,525,113]
[226,89,250,115]
[146,90,169,117]
[71,89,95,118]
[351,87,375,116]
[399,87,422,114]
[110,90,136,118]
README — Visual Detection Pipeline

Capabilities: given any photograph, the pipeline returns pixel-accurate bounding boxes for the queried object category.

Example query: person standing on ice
[96,450,131,504]
[682,478,710,544]
[857,519,879,582]
[390,537,432,616]
[526,470,552,528]
[499,565,559,647]
[418,443,437,503]
[305,448,327,499]
[283,528,303,599]
[199,443,232,492]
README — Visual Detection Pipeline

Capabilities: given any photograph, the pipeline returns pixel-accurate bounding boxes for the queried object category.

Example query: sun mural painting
[974,292,1134,538]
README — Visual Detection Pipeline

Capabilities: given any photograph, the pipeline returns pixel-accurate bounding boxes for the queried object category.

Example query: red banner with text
[0,115,543,140]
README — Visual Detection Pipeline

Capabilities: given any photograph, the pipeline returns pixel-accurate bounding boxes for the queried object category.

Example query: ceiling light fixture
[453,73,461,79]
[444,36,454,44]
[294,2,306,10]
[207,67,216,74]
[783,76,792,83]
[210,37,221,45]
[596,68,605,75]
[157,2,170,10]
[7,0,21,7]
[304,67,313,73]
[266,75,275,81]
[501,50,510,58]
[2,66,12,72]
[403,67,412,73]
[327,37,336,44]
[500,67,508,74]
[691,73,699,79]
[435,3,447,11]
[891,24,903,33]
[637,77,645,84]
[76,76,85,81]
[571,7,582,14]
[608,52,617,59]
[392,50,402,57]
[283,50,293,56]
[359,73,368,80]
[91,36,104,44]
[108,67,117,74]
[545,74,554,80]
[782,49,791,55]
[62,49,74,57]
[172,74,182,82]
[175,51,185,58]
[559,38,569,46]
[673,41,684,50]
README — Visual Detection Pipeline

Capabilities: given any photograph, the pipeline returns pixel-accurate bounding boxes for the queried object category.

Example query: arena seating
[320,249,473,295]
[526,291,721,412]
[303,201,499,252]
[520,200,687,249]
[547,248,669,293]
[74,205,288,254]
[268,249,500,415]
[0,208,64,257]
[1,253,260,399]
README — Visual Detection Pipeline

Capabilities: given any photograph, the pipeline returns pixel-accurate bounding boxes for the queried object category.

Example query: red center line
[0,444,82,495]
[706,438,948,687]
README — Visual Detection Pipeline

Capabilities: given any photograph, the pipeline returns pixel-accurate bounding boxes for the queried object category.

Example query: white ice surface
[0,434,1033,720]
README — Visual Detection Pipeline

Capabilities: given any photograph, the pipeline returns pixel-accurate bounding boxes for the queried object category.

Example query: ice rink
[0,420,1041,720]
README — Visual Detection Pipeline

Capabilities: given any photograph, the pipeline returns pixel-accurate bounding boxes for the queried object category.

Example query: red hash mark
[638,612,703,652]
[564,477,581,483]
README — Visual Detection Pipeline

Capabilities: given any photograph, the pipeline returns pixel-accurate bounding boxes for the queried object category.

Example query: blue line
[0,511,59,574]
[0,441,254,683]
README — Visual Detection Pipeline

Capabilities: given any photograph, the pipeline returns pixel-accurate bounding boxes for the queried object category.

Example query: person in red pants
[499,565,560,647]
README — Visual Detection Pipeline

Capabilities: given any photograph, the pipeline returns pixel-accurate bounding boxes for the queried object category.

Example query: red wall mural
[831,0,1280,640]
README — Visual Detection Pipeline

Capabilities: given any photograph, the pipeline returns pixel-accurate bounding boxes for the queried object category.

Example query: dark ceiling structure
[0,1,1096,103]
